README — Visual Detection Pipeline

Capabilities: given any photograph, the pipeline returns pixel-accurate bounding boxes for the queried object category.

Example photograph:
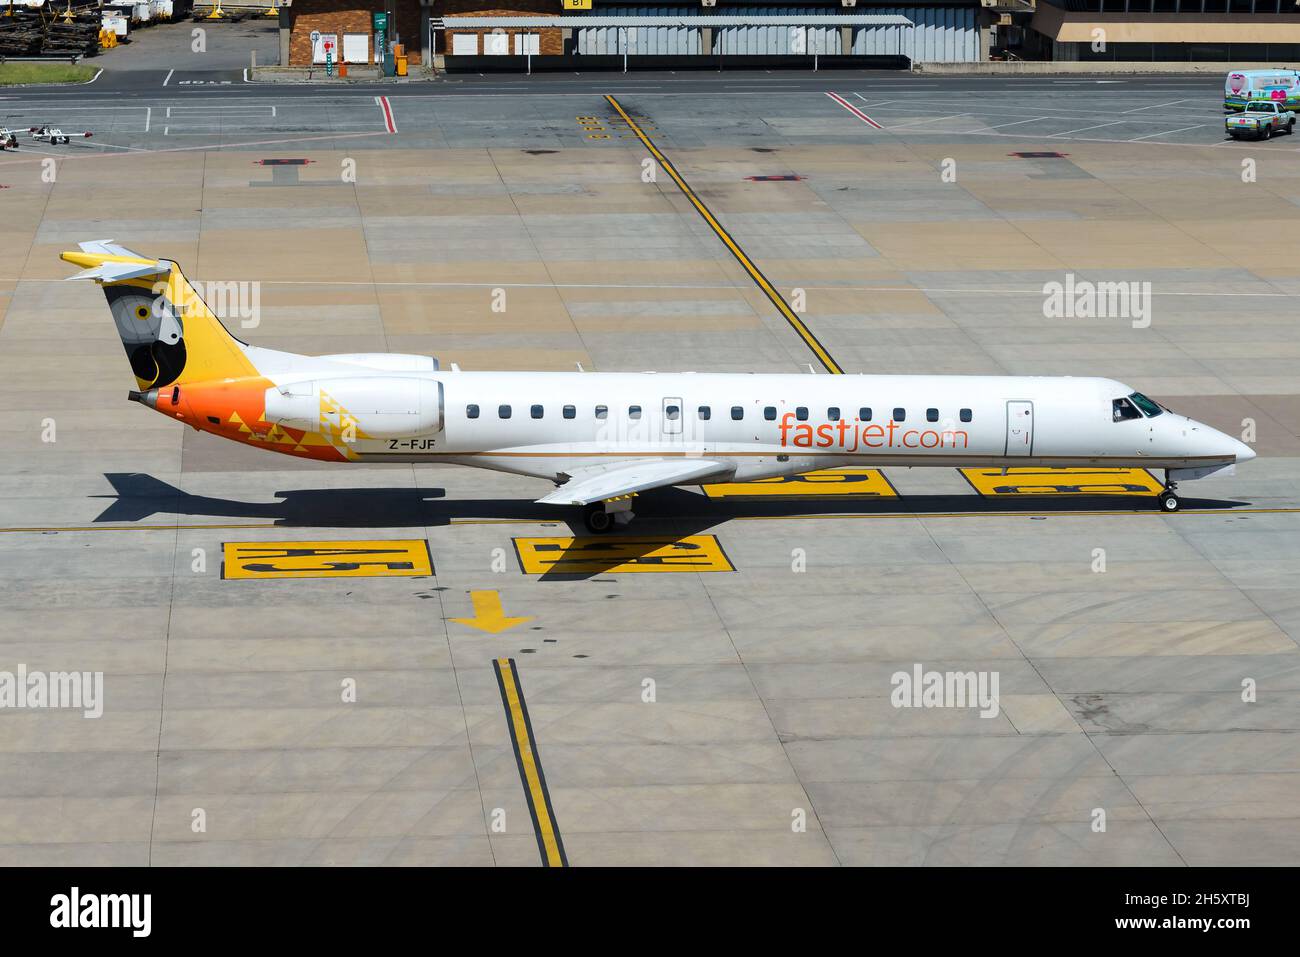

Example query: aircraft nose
[1233,438,1257,463]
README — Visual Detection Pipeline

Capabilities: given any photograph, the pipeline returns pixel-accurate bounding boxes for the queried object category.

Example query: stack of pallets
[0,8,101,58]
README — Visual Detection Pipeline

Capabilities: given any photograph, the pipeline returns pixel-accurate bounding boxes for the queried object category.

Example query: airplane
[61,241,1256,533]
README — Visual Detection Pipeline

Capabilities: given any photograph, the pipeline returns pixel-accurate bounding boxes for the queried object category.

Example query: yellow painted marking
[450,590,534,634]
[604,94,843,375]
[515,535,735,575]
[703,468,896,499]
[494,658,567,867]
[960,467,1164,497]
[223,539,433,580]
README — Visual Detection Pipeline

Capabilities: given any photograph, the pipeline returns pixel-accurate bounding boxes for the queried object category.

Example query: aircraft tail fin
[62,241,260,390]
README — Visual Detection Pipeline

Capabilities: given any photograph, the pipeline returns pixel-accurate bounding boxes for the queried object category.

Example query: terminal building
[275,0,1300,69]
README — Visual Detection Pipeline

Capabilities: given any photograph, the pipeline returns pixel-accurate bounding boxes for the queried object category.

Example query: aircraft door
[1006,400,1033,456]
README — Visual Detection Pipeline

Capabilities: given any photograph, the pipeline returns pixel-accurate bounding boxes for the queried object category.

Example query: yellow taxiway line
[605,93,844,375]
[493,657,567,868]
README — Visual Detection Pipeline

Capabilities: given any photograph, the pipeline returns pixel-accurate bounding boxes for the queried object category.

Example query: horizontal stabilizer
[536,458,733,506]
[78,239,146,259]
[64,260,169,284]
[60,241,167,285]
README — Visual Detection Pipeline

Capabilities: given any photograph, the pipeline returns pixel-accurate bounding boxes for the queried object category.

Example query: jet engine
[264,377,444,439]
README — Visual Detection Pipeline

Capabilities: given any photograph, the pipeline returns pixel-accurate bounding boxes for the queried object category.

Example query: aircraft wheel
[583,504,614,534]
[1158,491,1181,513]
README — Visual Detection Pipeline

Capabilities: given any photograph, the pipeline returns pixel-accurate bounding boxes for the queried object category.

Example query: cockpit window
[1112,397,1143,422]
[1128,392,1163,417]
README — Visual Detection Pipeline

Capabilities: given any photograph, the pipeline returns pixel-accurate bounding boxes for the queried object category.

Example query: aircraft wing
[535,459,733,506]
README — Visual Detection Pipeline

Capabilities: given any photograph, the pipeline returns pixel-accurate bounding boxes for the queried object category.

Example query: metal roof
[439,15,913,28]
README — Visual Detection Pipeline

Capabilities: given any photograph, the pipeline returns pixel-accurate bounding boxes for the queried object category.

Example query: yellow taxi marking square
[223,540,434,580]
[702,468,897,499]
[959,467,1163,497]
[514,535,734,575]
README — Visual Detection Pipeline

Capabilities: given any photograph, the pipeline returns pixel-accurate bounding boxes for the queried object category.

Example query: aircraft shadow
[91,473,1253,581]
[94,472,1250,531]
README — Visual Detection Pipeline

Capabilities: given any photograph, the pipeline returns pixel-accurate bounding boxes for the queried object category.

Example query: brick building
[282,0,565,67]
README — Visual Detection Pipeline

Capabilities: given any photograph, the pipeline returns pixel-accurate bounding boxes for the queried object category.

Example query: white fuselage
[246,347,1252,485]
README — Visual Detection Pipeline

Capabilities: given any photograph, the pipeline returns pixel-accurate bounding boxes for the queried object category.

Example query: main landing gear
[581,496,635,534]
[1158,477,1181,513]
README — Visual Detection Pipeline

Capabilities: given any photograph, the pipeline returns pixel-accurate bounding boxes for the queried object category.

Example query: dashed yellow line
[605,93,844,375]
[493,657,567,867]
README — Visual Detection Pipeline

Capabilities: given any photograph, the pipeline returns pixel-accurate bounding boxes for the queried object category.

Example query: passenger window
[763,407,777,421]
[665,405,680,420]
[531,405,544,419]
[699,406,711,420]
[893,408,906,422]
[828,407,840,421]
[629,405,642,419]
[466,404,480,419]
[859,407,872,421]
[498,405,512,419]
[563,405,576,419]
[926,408,939,423]
[595,405,608,419]
[1112,397,1143,422]
[795,407,808,421]
[959,408,972,423]
[731,406,744,421]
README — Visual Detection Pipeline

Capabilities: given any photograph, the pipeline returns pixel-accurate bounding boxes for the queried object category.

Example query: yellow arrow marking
[450,590,534,634]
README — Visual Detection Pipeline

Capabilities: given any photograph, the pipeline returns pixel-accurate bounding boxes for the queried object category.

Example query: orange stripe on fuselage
[160,377,350,463]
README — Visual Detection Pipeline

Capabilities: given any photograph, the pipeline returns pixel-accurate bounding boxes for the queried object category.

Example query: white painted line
[145,107,150,133]
[0,129,390,169]
[825,91,882,129]
[888,113,971,130]
[1127,124,1211,141]
[162,69,174,87]
[969,116,1050,132]
[1049,120,1126,137]
[1121,97,1192,114]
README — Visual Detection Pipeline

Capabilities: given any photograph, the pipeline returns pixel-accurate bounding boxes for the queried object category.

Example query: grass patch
[0,63,97,86]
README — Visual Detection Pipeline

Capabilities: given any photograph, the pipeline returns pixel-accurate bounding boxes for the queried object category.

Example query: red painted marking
[825,91,883,130]
[377,96,397,134]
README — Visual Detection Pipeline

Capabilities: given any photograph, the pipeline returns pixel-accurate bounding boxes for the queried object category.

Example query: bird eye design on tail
[105,284,187,389]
